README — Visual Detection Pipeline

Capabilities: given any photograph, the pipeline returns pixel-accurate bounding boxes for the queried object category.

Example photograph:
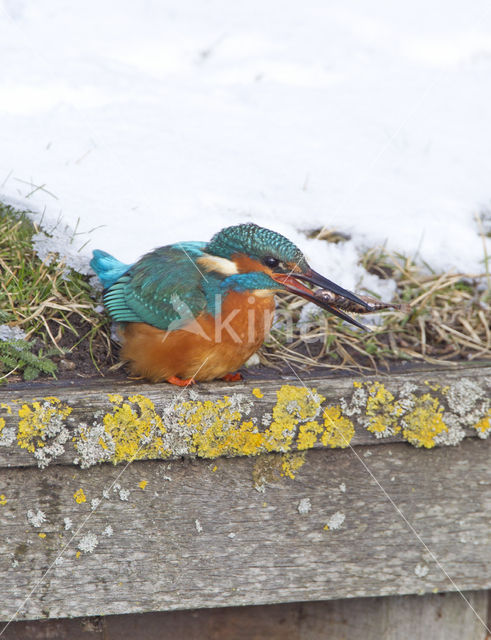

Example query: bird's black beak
[271,268,371,331]
[295,268,372,310]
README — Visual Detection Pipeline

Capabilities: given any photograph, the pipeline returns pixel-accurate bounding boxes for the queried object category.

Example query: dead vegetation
[1,204,489,382]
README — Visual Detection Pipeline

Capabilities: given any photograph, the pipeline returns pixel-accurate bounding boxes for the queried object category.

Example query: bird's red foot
[167,375,196,387]
[222,372,242,382]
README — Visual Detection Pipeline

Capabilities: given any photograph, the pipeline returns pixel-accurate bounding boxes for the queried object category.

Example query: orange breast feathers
[121,289,276,382]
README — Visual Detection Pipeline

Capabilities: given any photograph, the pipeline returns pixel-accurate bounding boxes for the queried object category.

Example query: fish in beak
[271,268,402,331]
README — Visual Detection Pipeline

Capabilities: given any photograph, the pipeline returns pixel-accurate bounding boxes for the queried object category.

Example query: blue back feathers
[90,250,131,289]
[91,225,304,330]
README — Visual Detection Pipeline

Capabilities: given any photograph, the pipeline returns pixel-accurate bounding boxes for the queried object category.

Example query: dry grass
[261,243,491,374]
[0,204,114,380]
[1,202,489,381]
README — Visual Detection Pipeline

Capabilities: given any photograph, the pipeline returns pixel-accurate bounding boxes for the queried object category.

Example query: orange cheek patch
[231,253,272,275]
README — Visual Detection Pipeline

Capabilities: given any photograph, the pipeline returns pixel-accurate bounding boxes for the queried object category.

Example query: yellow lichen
[177,386,326,459]
[138,480,148,490]
[474,410,491,437]
[107,393,124,404]
[212,465,218,472]
[297,421,324,450]
[321,406,355,448]
[353,381,362,388]
[180,395,257,457]
[38,533,46,539]
[424,381,449,395]
[76,551,81,559]
[280,452,306,479]
[264,385,325,453]
[101,394,169,464]
[0,403,12,414]
[0,494,7,506]
[402,393,447,448]
[365,382,402,436]
[73,488,86,504]
[0,417,4,433]
[17,397,72,453]
[252,388,264,399]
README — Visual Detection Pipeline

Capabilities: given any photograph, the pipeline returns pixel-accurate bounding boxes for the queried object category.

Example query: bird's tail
[90,250,131,289]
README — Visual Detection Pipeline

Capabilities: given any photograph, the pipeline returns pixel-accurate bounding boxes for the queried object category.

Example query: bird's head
[204,223,372,330]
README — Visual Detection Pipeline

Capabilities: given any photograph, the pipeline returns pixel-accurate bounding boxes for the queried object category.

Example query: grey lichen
[325,511,345,530]
[77,532,99,554]
[446,379,489,428]
[31,400,71,469]
[297,497,312,514]
[27,509,46,528]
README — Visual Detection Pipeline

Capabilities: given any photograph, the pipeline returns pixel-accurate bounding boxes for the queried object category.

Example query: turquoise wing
[103,242,210,331]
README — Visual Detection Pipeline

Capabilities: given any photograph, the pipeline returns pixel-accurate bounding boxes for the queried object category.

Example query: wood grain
[1,438,490,621]
[4,593,488,640]
[0,363,489,469]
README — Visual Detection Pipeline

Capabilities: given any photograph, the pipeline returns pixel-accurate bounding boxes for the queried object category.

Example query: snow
[1,0,490,292]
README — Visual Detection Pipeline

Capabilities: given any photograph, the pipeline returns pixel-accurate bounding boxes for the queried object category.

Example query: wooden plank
[1,438,490,621]
[4,592,488,640]
[299,591,489,640]
[0,364,489,469]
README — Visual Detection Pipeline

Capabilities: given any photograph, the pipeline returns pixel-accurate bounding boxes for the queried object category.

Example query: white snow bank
[1,0,490,292]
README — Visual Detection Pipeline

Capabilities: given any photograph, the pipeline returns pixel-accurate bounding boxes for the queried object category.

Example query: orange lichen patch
[321,406,355,448]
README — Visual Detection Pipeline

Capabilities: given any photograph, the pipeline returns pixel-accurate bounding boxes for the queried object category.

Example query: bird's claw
[222,372,242,382]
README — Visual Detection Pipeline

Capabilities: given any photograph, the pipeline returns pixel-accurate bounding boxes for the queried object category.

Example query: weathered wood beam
[0,364,489,469]
[1,439,490,621]
[3,591,490,640]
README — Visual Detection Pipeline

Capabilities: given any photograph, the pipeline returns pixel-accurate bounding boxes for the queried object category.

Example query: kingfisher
[91,223,385,386]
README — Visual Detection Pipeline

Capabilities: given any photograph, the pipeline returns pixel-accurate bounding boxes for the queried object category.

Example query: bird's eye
[262,256,280,268]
